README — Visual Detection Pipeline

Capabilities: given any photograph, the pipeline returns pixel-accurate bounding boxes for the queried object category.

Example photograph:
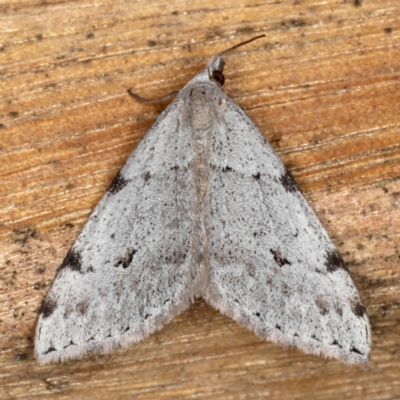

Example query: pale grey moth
[35,36,371,364]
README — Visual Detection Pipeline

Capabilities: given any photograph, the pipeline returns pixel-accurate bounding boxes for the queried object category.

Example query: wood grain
[1,0,399,398]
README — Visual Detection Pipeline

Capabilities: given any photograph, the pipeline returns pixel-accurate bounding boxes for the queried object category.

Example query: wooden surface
[1,0,399,398]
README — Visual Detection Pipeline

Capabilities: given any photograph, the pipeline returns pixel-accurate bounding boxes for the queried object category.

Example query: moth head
[207,35,265,87]
[207,56,226,86]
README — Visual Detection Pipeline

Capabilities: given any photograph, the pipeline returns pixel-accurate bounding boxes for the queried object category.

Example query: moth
[35,36,370,364]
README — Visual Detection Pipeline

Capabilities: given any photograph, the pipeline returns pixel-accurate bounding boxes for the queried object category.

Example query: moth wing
[35,101,199,364]
[205,98,371,363]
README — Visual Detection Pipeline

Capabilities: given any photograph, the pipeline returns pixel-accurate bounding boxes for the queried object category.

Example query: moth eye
[211,70,225,86]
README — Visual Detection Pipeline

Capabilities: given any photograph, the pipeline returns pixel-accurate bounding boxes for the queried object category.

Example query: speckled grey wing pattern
[203,98,371,363]
[35,101,201,364]
[35,41,370,364]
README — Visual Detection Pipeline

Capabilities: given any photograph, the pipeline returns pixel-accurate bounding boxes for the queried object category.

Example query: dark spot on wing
[351,301,366,318]
[44,346,56,355]
[331,340,342,348]
[311,334,320,342]
[222,166,232,172]
[279,169,299,193]
[350,346,363,355]
[170,165,179,170]
[63,304,73,318]
[40,296,57,319]
[115,248,136,269]
[58,249,83,273]
[142,171,151,181]
[253,172,261,180]
[315,298,329,316]
[164,250,187,264]
[76,300,90,316]
[63,340,76,349]
[324,250,349,273]
[107,171,129,194]
[334,303,343,317]
[270,248,291,267]
[354,0,362,7]
[177,251,187,263]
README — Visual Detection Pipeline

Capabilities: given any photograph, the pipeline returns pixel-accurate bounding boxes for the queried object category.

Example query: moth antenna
[127,88,179,104]
[219,34,266,56]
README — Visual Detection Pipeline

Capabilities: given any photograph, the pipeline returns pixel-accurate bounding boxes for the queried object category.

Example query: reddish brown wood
[0,0,399,398]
